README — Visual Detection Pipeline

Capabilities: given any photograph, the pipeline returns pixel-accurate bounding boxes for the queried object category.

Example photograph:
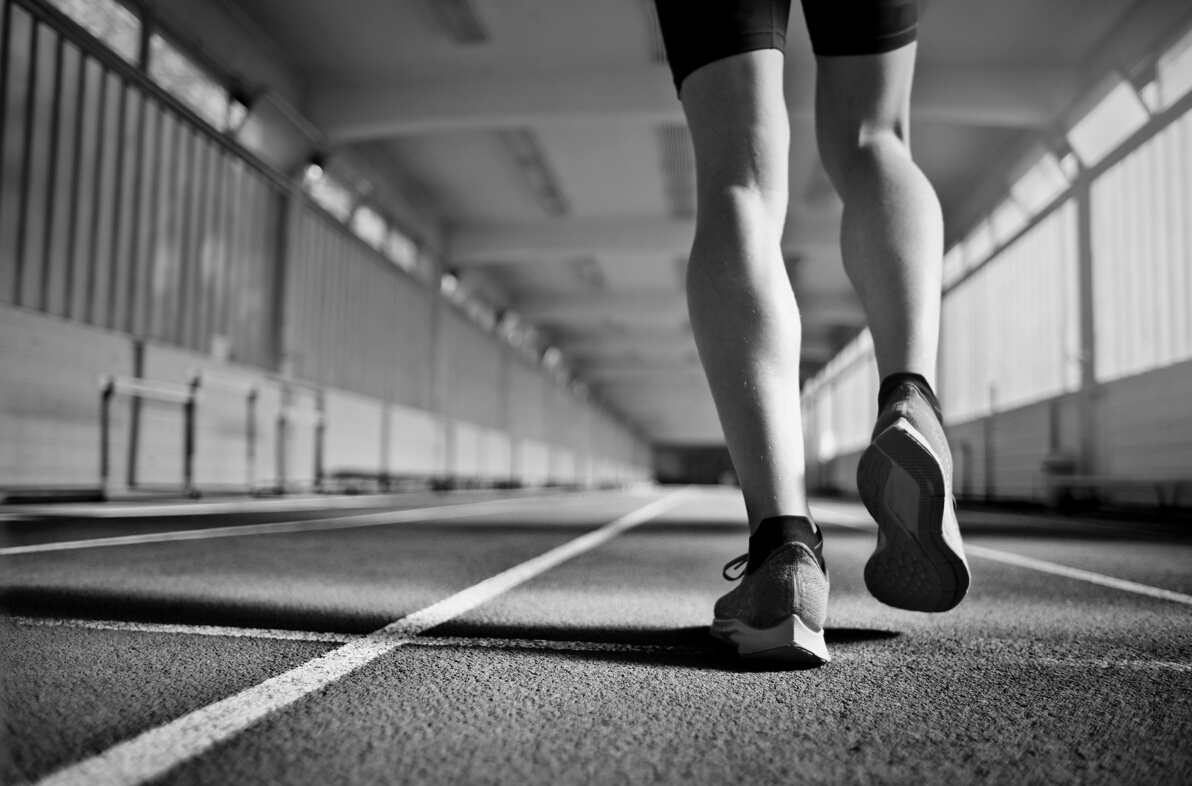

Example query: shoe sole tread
[858,419,970,613]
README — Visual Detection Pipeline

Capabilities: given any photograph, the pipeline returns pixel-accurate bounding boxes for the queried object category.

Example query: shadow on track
[0,586,395,634]
[2,585,902,672]
[420,622,901,672]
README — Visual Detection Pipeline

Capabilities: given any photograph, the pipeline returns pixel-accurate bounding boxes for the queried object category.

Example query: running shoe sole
[857,418,970,612]
[710,614,830,665]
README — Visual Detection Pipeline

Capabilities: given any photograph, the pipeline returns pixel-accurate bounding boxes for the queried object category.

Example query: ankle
[878,372,942,424]
[747,515,825,574]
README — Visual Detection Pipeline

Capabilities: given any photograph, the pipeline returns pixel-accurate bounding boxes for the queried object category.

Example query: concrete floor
[2,487,1190,785]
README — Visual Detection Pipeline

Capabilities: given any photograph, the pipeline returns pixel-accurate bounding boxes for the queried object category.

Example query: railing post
[184,376,199,497]
[1074,177,1099,476]
[314,389,325,493]
[985,382,998,502]
[276,384,290,494]
[247,386,258,492]
[99,376,113,499]
[126,340,144,489]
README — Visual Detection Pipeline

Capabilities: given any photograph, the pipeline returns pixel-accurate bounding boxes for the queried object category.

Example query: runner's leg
[680,49,810,532]
[813,43,944,385]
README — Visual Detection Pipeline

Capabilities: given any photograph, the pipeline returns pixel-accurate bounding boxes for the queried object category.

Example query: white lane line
[9,616,713,655]
[963,545,1192,606]
[32,488,691,786]
[2,490,587,519]
[1034,657,1192,673]
[809,502,872,527]
[0,494,572,556]
[377,491,687,637]
[9,616,357,644]
[810,503,1192,607]
[405,636,709,655]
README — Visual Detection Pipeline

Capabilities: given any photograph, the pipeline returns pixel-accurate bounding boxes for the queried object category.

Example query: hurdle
[99,375,196,498]
[189,370,260,492]
[275,382,325,494]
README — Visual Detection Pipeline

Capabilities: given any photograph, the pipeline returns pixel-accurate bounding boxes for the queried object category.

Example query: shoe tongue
[747,515,825,575]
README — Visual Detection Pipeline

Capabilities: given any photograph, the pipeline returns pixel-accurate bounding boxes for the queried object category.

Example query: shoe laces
[722,553,749,581]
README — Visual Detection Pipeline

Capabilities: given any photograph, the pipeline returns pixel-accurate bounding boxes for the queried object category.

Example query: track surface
[2,487,1190,785]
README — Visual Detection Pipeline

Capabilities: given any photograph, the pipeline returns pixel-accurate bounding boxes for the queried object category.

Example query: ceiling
[229,0,1189,446]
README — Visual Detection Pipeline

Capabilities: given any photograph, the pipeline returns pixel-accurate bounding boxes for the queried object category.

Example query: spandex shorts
[655,0,920,92]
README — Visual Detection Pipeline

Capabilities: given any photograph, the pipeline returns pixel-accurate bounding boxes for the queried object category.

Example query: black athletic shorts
[655,0,920,92]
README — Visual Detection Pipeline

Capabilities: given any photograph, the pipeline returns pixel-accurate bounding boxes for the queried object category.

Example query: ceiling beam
[452,216,694,263]
[311,64,1079,142]
[517,291,686,321]
[563,334,699,357]
[558,326,692,352]
[582,363,705,380]
[521,291,861,338]
[449,213,840,265]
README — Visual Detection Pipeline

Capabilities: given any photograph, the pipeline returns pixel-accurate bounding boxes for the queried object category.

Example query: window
[939,203,1080,422]
[350,206,387,250]
[1154,26,1192,110]
[1010,153,1070,216]
[1067,79,1150,166]
[149,33,231,129]
[989,198,1028,247]
[942,245,965,289]
[962,220,994,271]
[45,0,140,64]
[1090,114,1192,382]
[464,298,497,332]
[306,173,354,222]
[383,228,418,272]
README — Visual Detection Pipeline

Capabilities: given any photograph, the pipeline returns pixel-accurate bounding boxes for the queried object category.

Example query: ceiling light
[303,152,326,185]
[498,129,569,217]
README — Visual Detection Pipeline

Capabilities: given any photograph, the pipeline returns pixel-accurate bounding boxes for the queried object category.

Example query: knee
[696,180,788,233]
[817,125,908,193]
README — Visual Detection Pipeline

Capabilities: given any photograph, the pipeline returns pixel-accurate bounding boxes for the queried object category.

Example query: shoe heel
[711,614,831,665]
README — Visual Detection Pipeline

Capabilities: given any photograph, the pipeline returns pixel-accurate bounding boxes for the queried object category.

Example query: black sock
[878,372,943,425]
[748,516,825,574]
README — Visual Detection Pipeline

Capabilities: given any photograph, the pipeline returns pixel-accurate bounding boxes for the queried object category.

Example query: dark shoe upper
[715,516,829,630]
[873,381,953,484]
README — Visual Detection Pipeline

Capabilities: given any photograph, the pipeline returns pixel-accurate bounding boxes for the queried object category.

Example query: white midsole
[711,614,831,662]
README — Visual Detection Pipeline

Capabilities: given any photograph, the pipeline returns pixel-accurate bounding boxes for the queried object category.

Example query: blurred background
[0,0,1189,513]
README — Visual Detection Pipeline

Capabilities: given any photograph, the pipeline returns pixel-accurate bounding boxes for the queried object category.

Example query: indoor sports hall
[2,1,1190,784]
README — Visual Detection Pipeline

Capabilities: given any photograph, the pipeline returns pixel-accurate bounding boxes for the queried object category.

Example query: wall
[0,0,653,494]
[800,29,1192,510]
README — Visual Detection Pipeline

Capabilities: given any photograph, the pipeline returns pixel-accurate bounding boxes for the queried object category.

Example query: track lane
[6,490,690,786]
[151,490,1191,786]
[4,489,1190,785]
[0,623,337,784]
[0,495,658,633]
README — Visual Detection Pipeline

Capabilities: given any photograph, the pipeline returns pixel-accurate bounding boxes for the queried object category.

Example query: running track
[2,487,1190,785]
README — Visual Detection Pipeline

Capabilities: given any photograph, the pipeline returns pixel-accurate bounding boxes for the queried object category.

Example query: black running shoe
[710,516,830,664]
[857,382,970,612]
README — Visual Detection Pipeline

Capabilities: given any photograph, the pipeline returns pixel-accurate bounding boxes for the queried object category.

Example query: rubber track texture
[857,419,970,612]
